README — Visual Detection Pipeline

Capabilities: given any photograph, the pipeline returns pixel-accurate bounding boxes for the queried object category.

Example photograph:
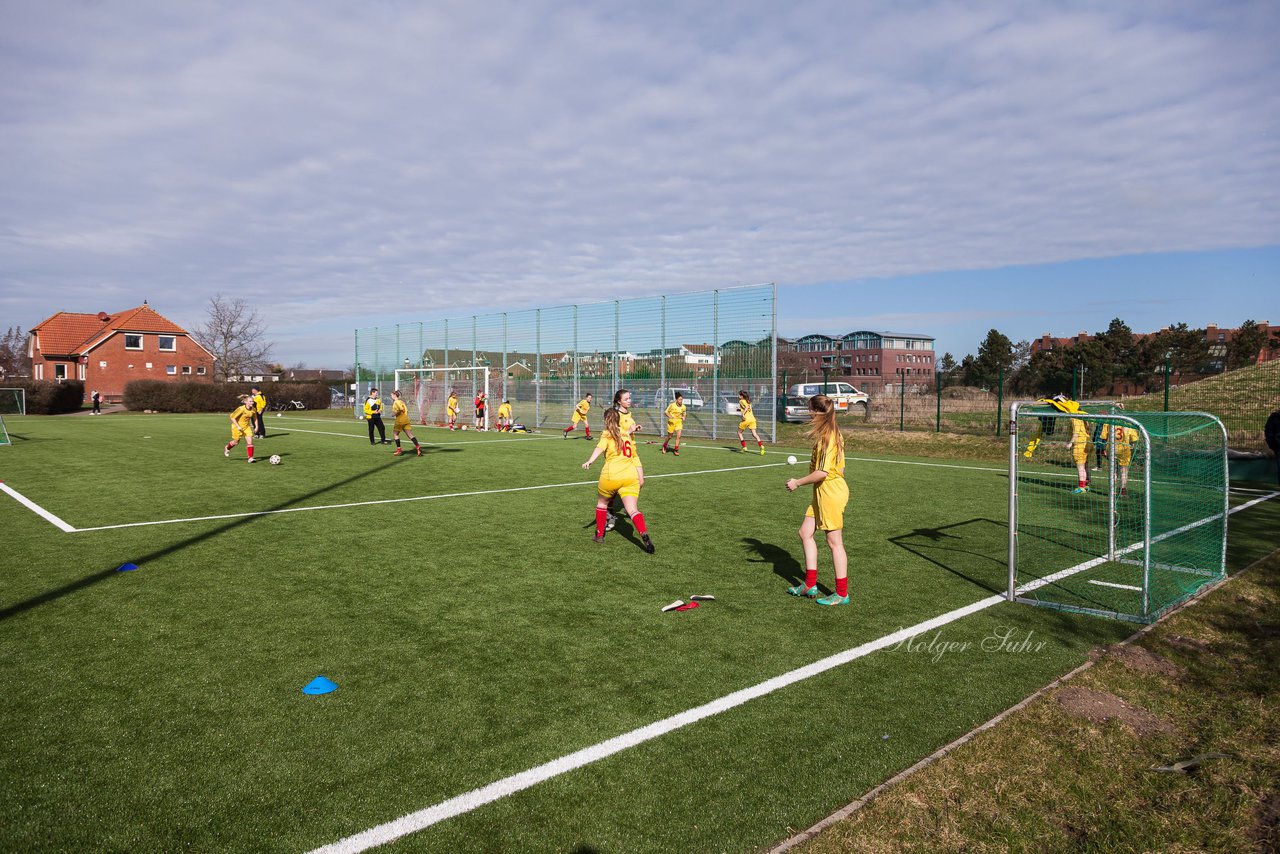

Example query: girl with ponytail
[784,394,850,605]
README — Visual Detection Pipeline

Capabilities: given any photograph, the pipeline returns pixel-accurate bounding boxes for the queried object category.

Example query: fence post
[936,370,942,432]
[712,290,719,439]
[996,363,1004,436]
[1163,354,1171,411]
[535,308,541,428]
[898,370,905,431]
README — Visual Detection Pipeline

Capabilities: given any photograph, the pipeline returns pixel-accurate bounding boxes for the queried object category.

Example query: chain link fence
[355,284,777,441]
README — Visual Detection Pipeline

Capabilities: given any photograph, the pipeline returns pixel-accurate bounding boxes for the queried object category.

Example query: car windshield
[786,397,806,406]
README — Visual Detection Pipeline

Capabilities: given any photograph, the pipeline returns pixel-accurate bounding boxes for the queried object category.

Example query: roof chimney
[97,312,110,322]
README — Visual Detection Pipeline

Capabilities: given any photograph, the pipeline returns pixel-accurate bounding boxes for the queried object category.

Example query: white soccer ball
[786,455,798,465]
[276,412,282,417]
[461,425,468,431]
[269,455,282,465]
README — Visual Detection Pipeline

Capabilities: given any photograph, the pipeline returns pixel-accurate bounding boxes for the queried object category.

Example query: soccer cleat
[593,534,605,544]
[760,447,765,456]
[247,457,257,463]
[673,449,679,456]
[815,593,849,606]
[1072,486,1089,494]
[393,448,403,456]
[224,448,230,458]
[661,445,667,454]
[604,513,617,532]
[787,584,818,598]
[641,534,655,554]
[416,446,422,457]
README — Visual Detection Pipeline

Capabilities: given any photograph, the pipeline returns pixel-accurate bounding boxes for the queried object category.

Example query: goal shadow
[888,518,1010,595]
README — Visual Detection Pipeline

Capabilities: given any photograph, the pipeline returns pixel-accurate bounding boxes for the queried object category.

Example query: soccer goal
[1008,402,1228,623]
[393,367,491,430]
[0,387,24,447]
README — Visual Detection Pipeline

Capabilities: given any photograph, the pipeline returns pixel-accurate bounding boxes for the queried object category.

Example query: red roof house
[28,303,216,402]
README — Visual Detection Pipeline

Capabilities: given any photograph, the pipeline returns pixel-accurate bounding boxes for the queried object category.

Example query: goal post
[1008,402,1228,623]
[393,367,491,430]
[0,388,23,447]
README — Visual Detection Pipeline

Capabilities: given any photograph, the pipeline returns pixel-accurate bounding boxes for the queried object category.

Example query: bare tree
[0,326,32,378]
[192,295,273,382]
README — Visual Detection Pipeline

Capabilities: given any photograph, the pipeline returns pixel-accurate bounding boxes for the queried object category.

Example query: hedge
[123,381,334,413]
[6,380,86,415]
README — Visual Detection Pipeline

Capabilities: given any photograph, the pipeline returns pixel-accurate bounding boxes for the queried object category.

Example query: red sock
[663,442,668,451]
[585,429,591,438]
[805,568,818,588]
[631,512,647,535]
[225,442,233,451]
[247,446,254,460]
[741,440,747,448]
[1079,479,1087,488]
[758,441,764,449]
[674,443,679,451]
[836,576,848,597]
[595,508,607,537]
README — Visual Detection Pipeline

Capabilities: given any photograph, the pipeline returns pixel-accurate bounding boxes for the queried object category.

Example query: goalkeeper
[1022,394,1080,459]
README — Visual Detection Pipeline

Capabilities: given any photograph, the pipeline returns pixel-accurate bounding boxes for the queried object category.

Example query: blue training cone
[116,563,139,572]
[303,676,338,695]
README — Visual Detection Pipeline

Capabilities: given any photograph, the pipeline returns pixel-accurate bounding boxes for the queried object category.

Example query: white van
[654,387,704,410]
[786,381,869,412]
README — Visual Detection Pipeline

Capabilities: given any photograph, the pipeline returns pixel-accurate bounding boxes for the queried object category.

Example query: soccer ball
[269,455,282,465]
[461,425,468,431]
[786,455,798,465]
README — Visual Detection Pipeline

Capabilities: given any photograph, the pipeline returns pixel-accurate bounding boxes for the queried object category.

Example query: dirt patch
[1055,687,1177,738]
[1093,644,1185,679]
[1164,634,1213,655]
[1251,792,1280,853]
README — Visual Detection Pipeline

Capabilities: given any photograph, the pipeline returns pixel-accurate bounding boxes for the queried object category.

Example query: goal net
[393,367,492,430]
[0,388,23,447]
[1008,403,1227,623]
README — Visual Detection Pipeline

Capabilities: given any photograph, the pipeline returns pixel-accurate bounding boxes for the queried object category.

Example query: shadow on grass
[0,458,401,623]
[889,519,1010,596]
[740,537,829,594]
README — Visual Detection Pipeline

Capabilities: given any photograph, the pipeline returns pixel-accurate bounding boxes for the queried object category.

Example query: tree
[0,326,31,378]
[938,352,958,376]
[192,295,274,382]
[1225,319,1268,370]
[965,329,1014,389]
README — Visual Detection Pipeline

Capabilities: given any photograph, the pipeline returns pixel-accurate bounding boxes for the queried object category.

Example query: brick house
[28,303,216,402]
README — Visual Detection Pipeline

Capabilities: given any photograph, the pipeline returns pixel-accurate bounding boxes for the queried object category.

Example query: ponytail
[805,394,843,451]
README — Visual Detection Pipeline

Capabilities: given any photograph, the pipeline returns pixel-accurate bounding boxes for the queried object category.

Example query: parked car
[653,387,704,410]
[786,381,869,412]
[780,395,811,422]
[719,394,740,415]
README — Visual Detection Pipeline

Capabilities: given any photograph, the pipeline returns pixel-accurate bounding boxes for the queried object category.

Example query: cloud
[2,0,1277,364]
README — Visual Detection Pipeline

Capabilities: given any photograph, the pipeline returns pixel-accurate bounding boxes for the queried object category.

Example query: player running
[785,394,849,606]
[495,399,513,432]
[563,393,593,439]
[390,390,423,456]
[582,407,654,553]
[662,391,687,455]
[737,390,765,455]
[224,394,258,463]
[446,390,459,430]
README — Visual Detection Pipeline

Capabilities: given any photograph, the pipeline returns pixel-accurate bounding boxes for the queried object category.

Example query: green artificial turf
[1,411,1276,852]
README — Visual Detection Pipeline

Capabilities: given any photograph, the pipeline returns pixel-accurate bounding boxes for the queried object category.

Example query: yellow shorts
[231,424,252,442]
[447,408,457,419]
[1114,445,1132,467]
[739,417,757,431]
[666,420,683,434]
[805,479,849,531]
[597,475,640,501]
[1071,442,1089,466]
[394,417,412,434]
[572,412,588,424]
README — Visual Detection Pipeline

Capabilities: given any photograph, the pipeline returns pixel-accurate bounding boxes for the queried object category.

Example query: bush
[10,380,85,414]
[123,381,333,413]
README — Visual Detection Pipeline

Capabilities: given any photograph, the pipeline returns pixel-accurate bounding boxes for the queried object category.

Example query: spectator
[91,390,101,415]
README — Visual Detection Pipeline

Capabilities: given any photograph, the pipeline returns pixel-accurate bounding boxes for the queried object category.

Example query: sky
[2,0,1277,367]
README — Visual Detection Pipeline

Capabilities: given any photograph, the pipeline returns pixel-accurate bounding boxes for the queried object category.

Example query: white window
[158,335,176,351]
[166,365,177,375]
[125,334,143,350]
[145,362,153,370]
[197,366,207,375]
[182,366,192,375]
[54,363,67,380]
[99,360,107,368]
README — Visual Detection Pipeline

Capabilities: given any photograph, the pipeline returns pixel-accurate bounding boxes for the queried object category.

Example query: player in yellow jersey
[389,390,423,457]
[1064,410,1092,493]
[251,385,268,438]
[1100,421,1141,497]
[1023,394,1078,459]
[446,390,459,430]
[495,400,513,432]
[563,393,593,439]
[582,407,654,552]
[785,395,850,606]
[737,390,764,454]
[364,388,388,445]
[224,395,258,463]
[662,391,687,455]
[604,389,643,531]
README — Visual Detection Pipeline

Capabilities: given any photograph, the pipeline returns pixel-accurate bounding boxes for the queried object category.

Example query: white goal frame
[393,367,492,430]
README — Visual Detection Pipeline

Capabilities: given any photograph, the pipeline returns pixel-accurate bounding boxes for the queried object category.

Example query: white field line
[281,425,555,446]
[1087,580,1143,591]
[0,482,76,532]
[68,462,787,532]
[309,488,1280,853]
[307,594,1005,854]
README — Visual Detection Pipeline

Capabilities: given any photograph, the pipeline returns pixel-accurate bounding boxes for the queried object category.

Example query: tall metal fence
[839,359,1279,452]
[354,284,777,441]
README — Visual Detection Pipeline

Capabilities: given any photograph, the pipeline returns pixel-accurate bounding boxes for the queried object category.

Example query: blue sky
[2,1,1277,366]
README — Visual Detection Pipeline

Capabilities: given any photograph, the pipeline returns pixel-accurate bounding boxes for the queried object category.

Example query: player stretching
[495,400,512,432]
[785,394,849,605]
[390,390,423,456]
[563,393,592,439]
[446,390,459,430]
[662,391,686,455]
[474,391,487,430]
[582,407,654,553]
[224,395,258,463]
[737,390,764,455]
